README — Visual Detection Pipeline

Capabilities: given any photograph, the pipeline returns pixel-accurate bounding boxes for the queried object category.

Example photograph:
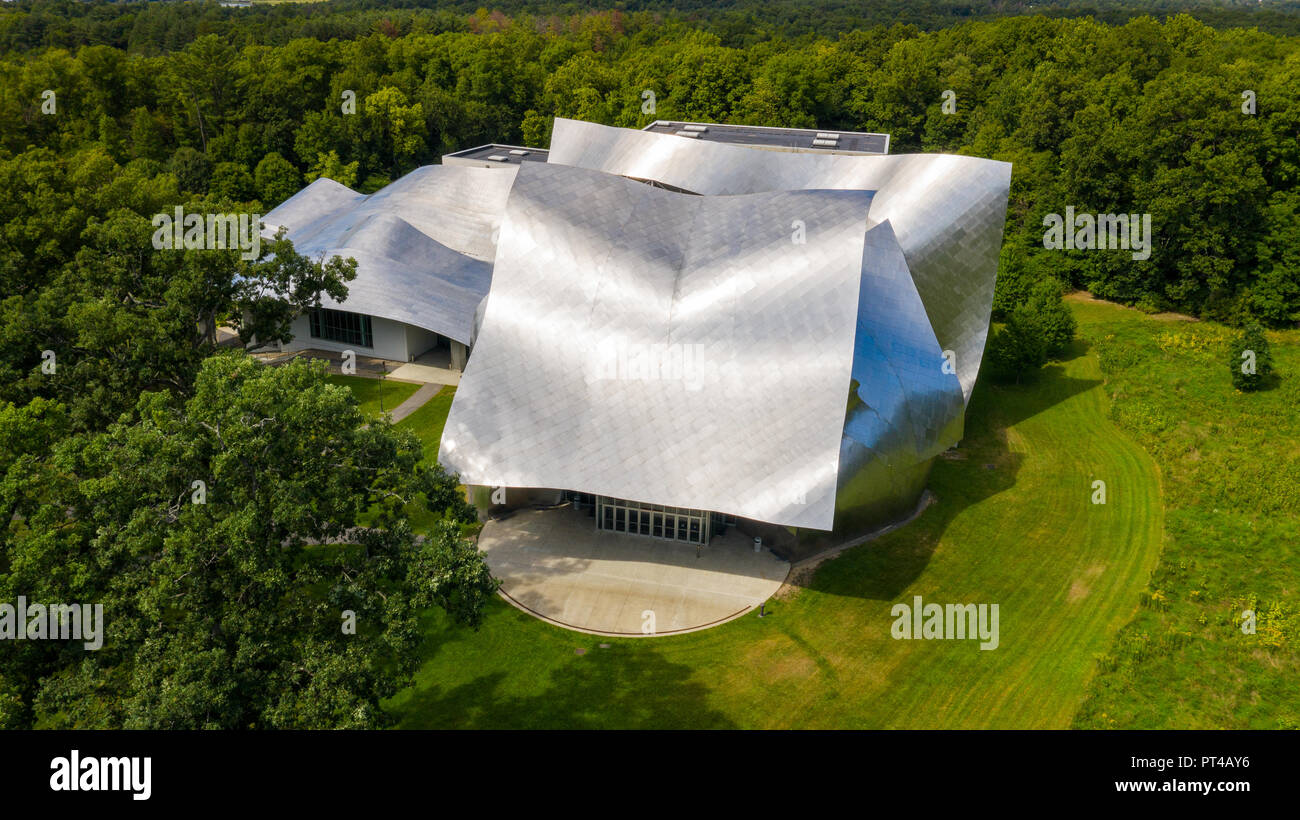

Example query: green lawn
[1070,298,1300,729]
[324,374,420,419]
[391,386,459,534]
[383,303,1172,728]
[392,385,456,455]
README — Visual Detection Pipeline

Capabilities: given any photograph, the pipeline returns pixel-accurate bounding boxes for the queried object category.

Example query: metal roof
[261,164,519,345]
[547,117,1012,403]
[264,118,1011,533]
[440,162,875,530]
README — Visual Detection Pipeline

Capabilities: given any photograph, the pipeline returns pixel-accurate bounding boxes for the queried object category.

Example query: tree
[305,150,359,188]
[361,87,425,177]
[986,276,1073,383]
[128,107,171,162]
[1248,191,1300,325]
[232,228,358,351]
[986,306,1048,384]
[1023,277,1077,359]
[1,355,496,729]
[208,161,256,202]
[1228,323,1273,392]
[1,200,355,431]
[254,152,302,208]
[167,146,210,194]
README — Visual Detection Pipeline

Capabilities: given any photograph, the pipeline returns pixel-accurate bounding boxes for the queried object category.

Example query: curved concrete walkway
[479,505,790,637]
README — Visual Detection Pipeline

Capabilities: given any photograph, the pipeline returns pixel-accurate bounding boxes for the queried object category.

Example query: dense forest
[1,1,1299,728]
[7,0,1300,53]
[3,5,1298,349]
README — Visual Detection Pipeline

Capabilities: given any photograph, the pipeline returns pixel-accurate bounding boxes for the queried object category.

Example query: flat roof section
[642,120,890,155]
[441,143,550,166]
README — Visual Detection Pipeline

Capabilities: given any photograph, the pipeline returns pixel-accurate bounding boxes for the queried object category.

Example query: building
[441,143,550,169]
[259,155,524,366]
[258,124,889,367]
[640,120,890,155]
[266,118,1011,557]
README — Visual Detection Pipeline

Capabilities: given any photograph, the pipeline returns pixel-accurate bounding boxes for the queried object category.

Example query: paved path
[387,382,442,423]
[479,505,789,637]
[388,361,460,386]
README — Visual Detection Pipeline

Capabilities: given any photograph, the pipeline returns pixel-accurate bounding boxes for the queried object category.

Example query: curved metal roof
[546,117,1012,402]
[439,162,874,530]
[263,120,1009,533]
[261,165,518,344]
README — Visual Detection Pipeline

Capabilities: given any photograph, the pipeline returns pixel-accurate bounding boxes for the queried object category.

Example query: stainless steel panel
[547,117,1012,403]
[440,162,873,530]
[269,119,1010,535]
[261,165,519,345]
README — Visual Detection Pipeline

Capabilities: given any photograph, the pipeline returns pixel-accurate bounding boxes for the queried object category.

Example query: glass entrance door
[595,496,710,545]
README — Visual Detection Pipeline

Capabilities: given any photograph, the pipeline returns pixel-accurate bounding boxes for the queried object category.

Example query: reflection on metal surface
[261,165,518,345]
[440,163,872,531]
[269,117,1011,536]
[837,220,964,535]
[546,117,1012,403]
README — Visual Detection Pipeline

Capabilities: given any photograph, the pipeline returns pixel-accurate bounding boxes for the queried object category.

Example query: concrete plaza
[478,505,790,636]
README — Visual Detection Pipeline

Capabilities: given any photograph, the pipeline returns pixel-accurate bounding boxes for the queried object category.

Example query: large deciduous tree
[1,355,496,729]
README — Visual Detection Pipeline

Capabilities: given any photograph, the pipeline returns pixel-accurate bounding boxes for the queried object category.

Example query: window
[309,308,373,348]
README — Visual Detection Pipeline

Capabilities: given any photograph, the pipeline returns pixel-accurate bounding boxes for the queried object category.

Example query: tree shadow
[1242,370,1283,393]
[993,336,1100,426]
[795,336,1103,602]
[392,623,736,729]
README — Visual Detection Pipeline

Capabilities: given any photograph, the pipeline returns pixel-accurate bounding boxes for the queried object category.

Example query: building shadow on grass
[798,337,1102,603]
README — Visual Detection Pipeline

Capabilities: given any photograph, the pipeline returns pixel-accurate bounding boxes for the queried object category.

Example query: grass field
[392,385,455,454]
[1069,298,1300,729]
[392,386,459,533]
[381,303,1176,729]
[324,374,420,419]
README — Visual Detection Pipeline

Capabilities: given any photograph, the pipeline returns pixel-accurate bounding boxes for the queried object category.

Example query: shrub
[1228,324,1273,391]
[1024,278,1077,359]
[986,307,1048,384]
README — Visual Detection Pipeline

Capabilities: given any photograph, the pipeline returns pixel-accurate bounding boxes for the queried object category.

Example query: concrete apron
[478,505,790,637]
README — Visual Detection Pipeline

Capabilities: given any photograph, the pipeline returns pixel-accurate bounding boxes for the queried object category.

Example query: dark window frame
[308,308,373,349]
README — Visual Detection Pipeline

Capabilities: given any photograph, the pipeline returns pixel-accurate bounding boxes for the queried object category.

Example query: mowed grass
[383,307,1165,728]
[1070,298,1300,728]
[324,374,420,419]
[393,385,455,454]
[392,386,459,534]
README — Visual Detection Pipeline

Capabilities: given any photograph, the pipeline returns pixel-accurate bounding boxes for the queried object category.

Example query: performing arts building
[263,119,1012,559]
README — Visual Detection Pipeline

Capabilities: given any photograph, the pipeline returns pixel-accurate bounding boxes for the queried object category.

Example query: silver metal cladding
[261,164,519,345]
[439,162,873,530]
[267,119,1011,536]
[546,117,1012,404]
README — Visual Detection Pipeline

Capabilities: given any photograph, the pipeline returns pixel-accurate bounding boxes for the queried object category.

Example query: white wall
[277,313,410,361]
[405,325,439,360]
